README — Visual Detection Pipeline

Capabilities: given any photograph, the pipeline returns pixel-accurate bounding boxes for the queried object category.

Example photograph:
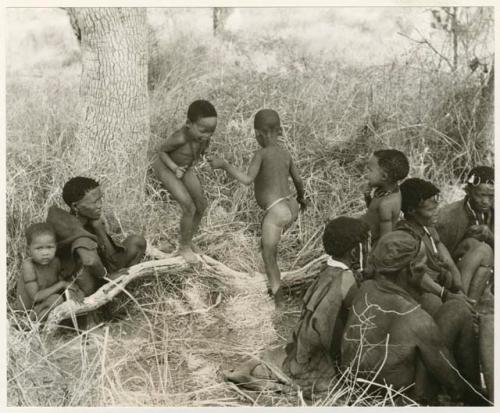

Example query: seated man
[223,217,370,396]
[436,166,494,300]
[342,231,483,406]
[46,177,146,297]
[396,178,473,315]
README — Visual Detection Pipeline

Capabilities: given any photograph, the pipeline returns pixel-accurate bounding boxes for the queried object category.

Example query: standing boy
[153,100,217,263]
[361,149,409,245]
[209,109,306,303]
[15,223,69,321]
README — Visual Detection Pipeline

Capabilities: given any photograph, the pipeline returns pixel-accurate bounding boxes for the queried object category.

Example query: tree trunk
[66,8,149,209]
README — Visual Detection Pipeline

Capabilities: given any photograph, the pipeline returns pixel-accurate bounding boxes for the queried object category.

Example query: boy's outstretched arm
[157,133,186,173]
[289,160,306,210]
[210,152,263,186]
[437,243,463,293]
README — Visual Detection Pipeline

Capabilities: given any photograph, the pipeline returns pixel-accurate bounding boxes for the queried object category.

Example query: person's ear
[464,184,472,197]
[381,170,389,182]
[186,119,193,129]
[278,126,283,136]
[71,201,79,213]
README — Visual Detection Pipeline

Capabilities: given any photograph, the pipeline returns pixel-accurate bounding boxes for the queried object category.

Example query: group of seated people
[224,163,494,406]
[10,101,494,406]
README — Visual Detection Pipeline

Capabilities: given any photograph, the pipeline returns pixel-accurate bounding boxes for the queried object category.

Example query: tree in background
[213,8,231,36]
[65,8,150,210]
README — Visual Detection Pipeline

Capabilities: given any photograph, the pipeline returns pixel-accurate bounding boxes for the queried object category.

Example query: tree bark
[66,8,150,207]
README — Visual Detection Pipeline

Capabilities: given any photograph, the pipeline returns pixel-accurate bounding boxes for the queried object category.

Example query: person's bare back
[209,109,306,302]
[254,145,294,210]
[362,191,401,242]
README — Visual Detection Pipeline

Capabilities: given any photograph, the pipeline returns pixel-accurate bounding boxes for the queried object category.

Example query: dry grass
[6,7,493,407]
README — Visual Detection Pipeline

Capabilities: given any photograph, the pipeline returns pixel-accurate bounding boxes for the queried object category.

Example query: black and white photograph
[5,3,495,408]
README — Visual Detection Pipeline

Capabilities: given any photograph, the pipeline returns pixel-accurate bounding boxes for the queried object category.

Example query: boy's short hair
[254,109,281,130]
[465,165,494,186]
[187,100,217,122]
[373,149,409,182]
[62,176,99,206]
[400,178,440,218]
[25,223,55,245]
[323,216,370,259]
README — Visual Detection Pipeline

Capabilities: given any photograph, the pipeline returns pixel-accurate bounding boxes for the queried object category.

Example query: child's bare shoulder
[377,193,401,214]
[21,258,36,279]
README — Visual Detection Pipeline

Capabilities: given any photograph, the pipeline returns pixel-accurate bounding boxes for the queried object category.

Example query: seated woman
[396,178,473,316]
[342,231,484,406]
[436,166,494,300]
[46,176,146,297]
[223,217,370,396]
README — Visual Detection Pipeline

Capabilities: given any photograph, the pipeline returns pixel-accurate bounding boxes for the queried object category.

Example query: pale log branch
[45,245,327,332]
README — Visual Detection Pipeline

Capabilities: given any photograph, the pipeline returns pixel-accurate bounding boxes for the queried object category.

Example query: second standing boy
[209,109,306,303]
[154,100,217,263]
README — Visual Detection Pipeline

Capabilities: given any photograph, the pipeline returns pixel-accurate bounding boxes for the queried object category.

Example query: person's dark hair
[323,216,370,258]
[400,178,440,218]
[465,165,494,186]
[373,149,409,182]
[25,222,55,245]
[187,100,217,122]
[62,176,99,207]
[254,109,281,130]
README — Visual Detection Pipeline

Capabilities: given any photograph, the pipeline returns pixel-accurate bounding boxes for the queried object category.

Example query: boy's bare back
[362,192,401,242]
[253,146,293,209]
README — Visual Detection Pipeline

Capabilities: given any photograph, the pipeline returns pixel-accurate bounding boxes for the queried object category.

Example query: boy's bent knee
[180,201,197,216]
[126,234,147,252]
[196,199,208,214]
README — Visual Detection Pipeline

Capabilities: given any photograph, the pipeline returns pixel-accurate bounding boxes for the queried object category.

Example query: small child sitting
[14,223,69,321]
[209,109,306,303]
[361,149,409,245]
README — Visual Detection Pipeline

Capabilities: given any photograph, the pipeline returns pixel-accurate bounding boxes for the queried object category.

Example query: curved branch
[44,245,327,332]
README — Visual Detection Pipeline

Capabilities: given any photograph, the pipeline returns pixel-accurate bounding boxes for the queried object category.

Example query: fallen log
[44,245,327,332]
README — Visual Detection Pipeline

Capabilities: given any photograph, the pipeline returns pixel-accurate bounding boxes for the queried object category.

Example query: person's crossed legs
[454,238,493,300]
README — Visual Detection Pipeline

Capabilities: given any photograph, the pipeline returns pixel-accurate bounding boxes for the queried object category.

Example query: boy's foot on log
[178,246,200,264]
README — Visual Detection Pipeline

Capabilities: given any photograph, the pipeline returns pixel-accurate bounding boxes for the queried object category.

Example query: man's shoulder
[438,198,465,219]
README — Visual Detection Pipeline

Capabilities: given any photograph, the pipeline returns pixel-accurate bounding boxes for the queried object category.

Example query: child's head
[62,176,102,219]
[464,166,494,213]
[253,109,282,146]
[25,223,57,265]
[366,149,409,187]
[186,100,217,142]
[323,217,370,266]
[400,178,440,226]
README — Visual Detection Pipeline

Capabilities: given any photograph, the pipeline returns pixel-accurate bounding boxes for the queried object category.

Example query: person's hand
[58,280,71,290]
[175,166,187,179]
[207,156,227,170]
[297,196,308,212]
[89,217,106,230]
[362,182,372,196]
[465,224,493,243]
[445,290,476,312]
